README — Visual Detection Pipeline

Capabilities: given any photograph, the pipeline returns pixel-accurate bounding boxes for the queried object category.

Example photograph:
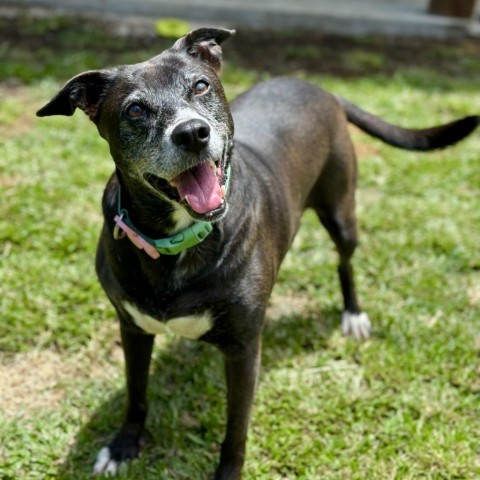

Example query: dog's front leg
[214,340,262,480]
[93,325,154,476]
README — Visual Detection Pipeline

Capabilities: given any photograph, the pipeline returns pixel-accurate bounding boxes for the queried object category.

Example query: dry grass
[0,323,123,419]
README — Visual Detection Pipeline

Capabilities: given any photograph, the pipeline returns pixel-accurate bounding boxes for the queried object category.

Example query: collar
[113,165,230,260]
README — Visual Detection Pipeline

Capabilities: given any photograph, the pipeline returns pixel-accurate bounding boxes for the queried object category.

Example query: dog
[37,28,479,479]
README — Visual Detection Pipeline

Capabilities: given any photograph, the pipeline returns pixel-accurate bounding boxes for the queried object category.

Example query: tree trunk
[429,0,477,18]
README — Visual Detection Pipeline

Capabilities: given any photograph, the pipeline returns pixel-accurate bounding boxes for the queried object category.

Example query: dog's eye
[194,81,209,95]
[127,104,147,118]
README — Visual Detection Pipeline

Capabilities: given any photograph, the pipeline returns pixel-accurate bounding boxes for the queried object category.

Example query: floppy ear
[36,69,115,120]
[172,27,235,74]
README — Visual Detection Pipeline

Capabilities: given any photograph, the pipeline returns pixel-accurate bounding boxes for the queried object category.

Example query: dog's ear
[36,69,116,120]
[172,28,235,74]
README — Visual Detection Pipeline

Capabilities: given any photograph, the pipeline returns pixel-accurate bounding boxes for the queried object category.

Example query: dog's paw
[92,428,146,476]
[93,447,121,476]
[341,311,371,340]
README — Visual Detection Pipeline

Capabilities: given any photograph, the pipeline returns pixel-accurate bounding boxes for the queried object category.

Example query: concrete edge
[2,0,479,38]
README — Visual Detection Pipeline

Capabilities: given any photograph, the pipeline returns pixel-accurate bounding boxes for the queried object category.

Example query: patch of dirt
[0,324,123,419]
[468,284,480,307]
[348,125,382,158]
[267,290,316,321]
[0,174,22,187]
[0,350,84,418]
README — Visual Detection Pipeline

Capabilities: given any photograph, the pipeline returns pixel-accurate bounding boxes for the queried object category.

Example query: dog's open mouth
[146,159,228,221]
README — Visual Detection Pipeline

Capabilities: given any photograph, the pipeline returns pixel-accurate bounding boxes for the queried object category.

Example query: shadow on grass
[55,307,341,479]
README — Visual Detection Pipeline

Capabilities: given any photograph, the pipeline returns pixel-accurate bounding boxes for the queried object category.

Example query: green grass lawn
[1,13,479,480]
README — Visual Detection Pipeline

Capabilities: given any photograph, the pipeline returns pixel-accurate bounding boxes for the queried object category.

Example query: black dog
[37,28,479,479]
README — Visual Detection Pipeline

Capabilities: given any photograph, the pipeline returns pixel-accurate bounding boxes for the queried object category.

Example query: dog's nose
[171,119,211,154]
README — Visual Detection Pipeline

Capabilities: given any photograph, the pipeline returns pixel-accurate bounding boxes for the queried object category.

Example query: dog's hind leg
[319,208,371,339]
[308,146,371,339]
[316,205,371,339]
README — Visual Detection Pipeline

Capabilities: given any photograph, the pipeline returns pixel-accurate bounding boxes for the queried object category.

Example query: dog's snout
[171,119,211,154]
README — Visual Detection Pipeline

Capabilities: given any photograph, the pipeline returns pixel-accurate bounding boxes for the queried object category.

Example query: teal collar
[114,208,213,259]
[113,165,230,259]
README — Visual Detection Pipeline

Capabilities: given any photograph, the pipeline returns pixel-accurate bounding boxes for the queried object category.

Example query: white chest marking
[123,302,212,339]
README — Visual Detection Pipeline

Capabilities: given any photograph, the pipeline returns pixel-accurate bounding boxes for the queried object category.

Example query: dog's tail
[337,96,479,151]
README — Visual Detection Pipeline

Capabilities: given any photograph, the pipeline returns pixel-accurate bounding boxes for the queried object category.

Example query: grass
[1,12,480,480]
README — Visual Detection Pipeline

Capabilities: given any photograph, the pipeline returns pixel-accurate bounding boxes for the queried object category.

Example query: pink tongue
[174,163,223,214]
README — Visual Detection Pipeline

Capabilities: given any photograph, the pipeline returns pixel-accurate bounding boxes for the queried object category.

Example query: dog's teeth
[221,185,226,197]
[169,180,176,187]
[208,160,216,173]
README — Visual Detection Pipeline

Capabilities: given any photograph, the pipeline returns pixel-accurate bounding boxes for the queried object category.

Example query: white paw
[341,311,371,340]
[92,447,119,476]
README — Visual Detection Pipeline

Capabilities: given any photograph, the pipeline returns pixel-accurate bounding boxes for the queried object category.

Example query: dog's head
[37,28,235,223]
